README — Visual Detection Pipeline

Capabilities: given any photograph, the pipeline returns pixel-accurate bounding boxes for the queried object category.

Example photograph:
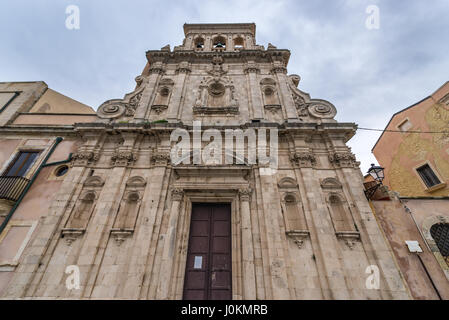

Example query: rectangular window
[417,164,441,188]
[2,151,39,177]
[0,92,19,113]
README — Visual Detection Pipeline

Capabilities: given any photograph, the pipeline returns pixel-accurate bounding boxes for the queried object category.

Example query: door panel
[183,203,232,300]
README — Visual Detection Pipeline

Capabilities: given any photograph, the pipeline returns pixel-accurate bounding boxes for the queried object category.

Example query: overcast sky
[1,0,448,172]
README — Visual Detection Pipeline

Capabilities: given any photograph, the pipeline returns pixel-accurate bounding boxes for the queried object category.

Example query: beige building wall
[0,81,94,296]
[0,137,81,296]
[0,82,47,126]
[29,89,94,114]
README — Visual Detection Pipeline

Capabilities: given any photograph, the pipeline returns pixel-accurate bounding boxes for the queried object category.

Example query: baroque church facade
[0,23,410,299]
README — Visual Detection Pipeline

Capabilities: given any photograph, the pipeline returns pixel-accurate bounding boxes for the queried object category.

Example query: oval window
[55,165,69,177]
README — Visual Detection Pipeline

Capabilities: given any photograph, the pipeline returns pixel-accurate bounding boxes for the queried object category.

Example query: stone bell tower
[3,23,410,300]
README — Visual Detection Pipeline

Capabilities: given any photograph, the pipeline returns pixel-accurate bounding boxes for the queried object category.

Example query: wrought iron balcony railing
[0,176,30,202]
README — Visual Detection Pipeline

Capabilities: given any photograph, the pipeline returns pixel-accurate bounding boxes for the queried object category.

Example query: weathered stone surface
[0,23,410,300]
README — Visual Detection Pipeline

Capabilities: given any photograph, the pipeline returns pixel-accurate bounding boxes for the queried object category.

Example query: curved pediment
[260,77,277,86]
[159,78,175,86]
[83,176,105,188]
[278,177,298,189]
[320,177,342,189]
[126,176,147,188]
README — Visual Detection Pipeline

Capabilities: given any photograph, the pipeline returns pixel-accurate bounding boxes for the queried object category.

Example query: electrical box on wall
[405,240,423,253]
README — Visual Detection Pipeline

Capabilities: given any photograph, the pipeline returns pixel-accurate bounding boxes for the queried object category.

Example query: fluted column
[239,188,257,299]
[156,188,184,299]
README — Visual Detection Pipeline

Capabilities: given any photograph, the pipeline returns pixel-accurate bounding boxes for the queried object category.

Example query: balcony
[0,176,30,202]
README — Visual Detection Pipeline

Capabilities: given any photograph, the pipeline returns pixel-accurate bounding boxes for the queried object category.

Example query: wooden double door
[183,203,232,300]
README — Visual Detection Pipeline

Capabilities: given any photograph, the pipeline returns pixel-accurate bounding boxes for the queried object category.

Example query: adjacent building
[0,23,410,300]
[367,82,449,299]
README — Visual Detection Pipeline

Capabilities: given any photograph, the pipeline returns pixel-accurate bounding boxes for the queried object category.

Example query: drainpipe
[415,253,442,300]
[0,137,63,235]
[42,153,73,168]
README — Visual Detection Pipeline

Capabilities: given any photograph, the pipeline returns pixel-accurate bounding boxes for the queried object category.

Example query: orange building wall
[373,82,449,197]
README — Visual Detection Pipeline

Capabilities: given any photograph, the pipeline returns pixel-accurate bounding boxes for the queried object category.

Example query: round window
[208,82,225,97]
[55,165,69,177]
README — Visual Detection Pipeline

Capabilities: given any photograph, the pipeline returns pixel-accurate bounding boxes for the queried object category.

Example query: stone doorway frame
[172,188,244,300]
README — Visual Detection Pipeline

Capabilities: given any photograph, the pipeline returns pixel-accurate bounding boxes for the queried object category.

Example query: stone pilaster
[239,188,257,299]
[244,62,263,120]
[167,63,191,122]
[134,62,165,121]
[156,188,184,299]
[271,62,297,121]
[117,165,170,299]
[70,166,127,299]
[257,170,291,299]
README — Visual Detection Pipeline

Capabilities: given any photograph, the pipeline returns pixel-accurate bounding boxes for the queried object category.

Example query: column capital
[171,188,184,201]
[239,188,252,202]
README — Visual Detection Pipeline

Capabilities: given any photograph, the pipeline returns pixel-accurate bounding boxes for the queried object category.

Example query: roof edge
[371,95,431,153]
[183,23,256,36]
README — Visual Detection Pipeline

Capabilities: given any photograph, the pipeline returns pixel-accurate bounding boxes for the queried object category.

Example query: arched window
[213,36,226,49]
[152,79,174,107]
[234,37,244,49]
[194,37,204,49]
[430,223,449,262]
[283,194,307,231]
[68,192,96,229]
[263,86,279,106]
[114,192,140,230]
[329,194,350,232]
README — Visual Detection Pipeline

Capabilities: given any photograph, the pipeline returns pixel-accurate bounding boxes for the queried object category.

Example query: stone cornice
[70,122,358,139]
[0,125,78,135]
[146,49,291,66]
[183,23,256,36]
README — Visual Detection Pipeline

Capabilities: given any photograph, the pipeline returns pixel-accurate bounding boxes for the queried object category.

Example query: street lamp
[367,163,385,183]
[364,163,385,199]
